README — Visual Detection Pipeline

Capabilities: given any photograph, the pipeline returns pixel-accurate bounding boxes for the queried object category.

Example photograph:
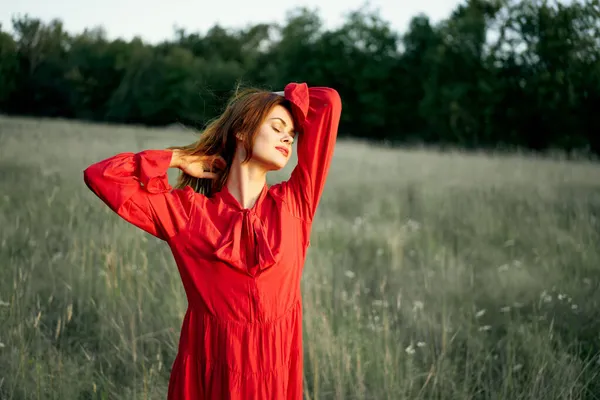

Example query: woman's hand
[170,150,226,179]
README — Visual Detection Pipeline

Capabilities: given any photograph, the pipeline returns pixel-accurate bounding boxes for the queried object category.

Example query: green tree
[9,15,72,116]
[0,2,599,154]
[0,25,18,106]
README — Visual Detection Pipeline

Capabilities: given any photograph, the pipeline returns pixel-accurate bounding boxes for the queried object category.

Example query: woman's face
[248,105,296,171]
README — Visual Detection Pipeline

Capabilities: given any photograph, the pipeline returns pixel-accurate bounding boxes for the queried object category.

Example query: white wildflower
[51,252,63,263]
[540,290,552,303]
[498,264,510,272]
[405,219,421,232]
[513,364,523,372]
[478,325,492,332]
[412,300,424,312]
[475,309,486,318]
[352,217,364,232]
[344,270,355,279]
[405,344,415,355]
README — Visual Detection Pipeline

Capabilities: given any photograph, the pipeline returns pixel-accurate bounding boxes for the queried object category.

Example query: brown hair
[168,87,295,197]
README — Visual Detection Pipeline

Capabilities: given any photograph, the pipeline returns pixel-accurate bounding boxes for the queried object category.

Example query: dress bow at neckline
[213,185,281,276]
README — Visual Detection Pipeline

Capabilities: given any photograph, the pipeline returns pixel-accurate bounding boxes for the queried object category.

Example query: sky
[0,0,463,44]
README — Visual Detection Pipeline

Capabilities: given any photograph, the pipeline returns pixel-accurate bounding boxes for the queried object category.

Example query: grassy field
[1,114,600,399]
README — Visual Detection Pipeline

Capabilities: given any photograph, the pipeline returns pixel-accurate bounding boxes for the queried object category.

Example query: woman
[83,82,342,399]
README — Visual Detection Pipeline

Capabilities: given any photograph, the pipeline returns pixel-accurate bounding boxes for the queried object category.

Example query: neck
[225,152,268,209]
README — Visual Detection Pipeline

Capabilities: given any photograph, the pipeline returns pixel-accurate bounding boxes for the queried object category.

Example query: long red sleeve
[83,149,195,241]
[282,83,342,223]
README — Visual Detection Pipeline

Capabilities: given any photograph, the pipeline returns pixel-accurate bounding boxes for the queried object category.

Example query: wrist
[169,149,182,169]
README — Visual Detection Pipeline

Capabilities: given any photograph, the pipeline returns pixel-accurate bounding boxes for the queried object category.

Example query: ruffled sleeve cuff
[135,149,174,193]
[284,82,310,131]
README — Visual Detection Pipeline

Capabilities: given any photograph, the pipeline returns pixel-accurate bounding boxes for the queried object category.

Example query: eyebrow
[269,117,288,127]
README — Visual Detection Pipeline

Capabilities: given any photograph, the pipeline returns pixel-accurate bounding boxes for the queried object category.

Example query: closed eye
[272,124,296,139]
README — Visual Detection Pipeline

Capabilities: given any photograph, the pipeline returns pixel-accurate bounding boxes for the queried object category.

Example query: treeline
[1,0,599,153]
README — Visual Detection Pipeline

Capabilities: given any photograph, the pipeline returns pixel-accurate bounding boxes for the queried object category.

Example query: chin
[253,158,285,172]
[255,154,288,171]
[267,161,286,171]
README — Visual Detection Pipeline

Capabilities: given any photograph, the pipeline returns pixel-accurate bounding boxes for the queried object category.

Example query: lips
[276,146,289,157]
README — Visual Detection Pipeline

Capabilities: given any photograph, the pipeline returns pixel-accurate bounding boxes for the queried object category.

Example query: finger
[200,172,219,179]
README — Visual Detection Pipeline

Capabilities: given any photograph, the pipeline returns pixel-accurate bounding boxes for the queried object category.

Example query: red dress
[83,83,342,400]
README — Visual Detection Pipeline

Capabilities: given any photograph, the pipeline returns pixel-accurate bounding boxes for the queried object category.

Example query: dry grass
[1,115,599,399]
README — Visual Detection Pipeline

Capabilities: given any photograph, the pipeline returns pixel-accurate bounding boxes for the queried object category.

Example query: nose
[281,133,293,145]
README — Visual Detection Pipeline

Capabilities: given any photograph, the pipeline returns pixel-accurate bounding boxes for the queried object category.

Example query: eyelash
[273,126,295,139]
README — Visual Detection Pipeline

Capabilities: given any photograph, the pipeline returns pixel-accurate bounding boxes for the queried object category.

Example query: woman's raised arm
[281,83,342,222]
[83,149,197,241]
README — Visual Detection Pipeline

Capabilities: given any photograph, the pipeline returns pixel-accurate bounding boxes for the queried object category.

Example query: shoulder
[167,185,208,216]
[268,182,310,223]
[269,182,285,200]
